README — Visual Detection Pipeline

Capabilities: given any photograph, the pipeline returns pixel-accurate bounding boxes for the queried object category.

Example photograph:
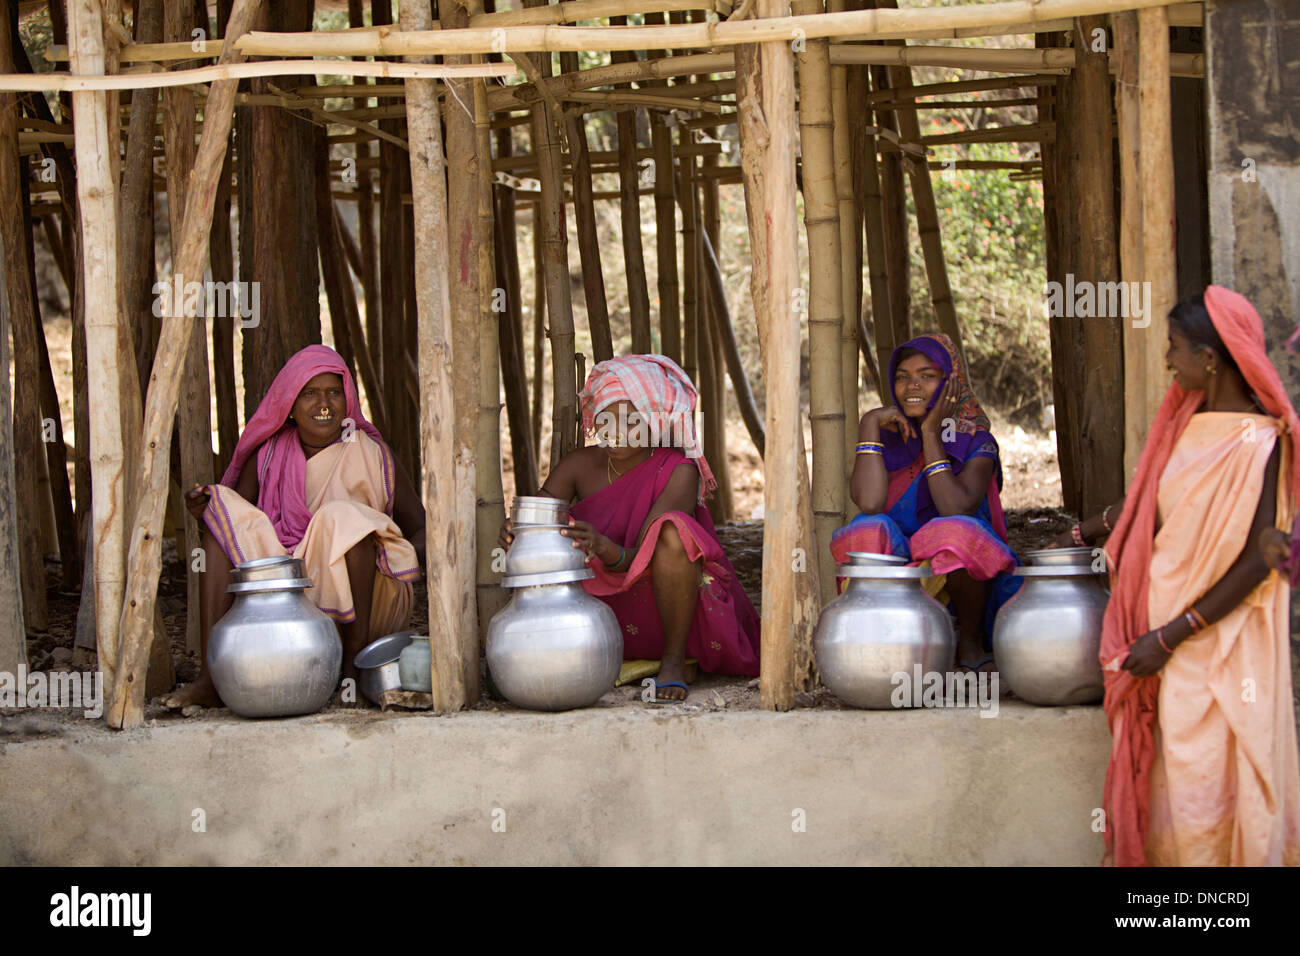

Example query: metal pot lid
[500,568,594,588]
[225,577,315,594]
[508,523,570,532]
[837,564,933,579]
[231,555,307,583]
[354,631,416,669]
[1013,564,1105,577]
[845,551,908,566]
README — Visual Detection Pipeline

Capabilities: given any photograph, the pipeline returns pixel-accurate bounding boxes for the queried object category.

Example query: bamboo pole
[468,0,508,683]
[700,103,734,523]
[874,64,910,368]
[0,223,24,673]
[737,0,816,712]
[400,0,469,713]
[1135,5,1176,459]
[678,129,701,385]
[494,128,540,496]
[611,25,653,354]
[523,1,578,469]
[107,0,261,730]
[702,228,765,457]
[43,2,1208,62]
[531,213,545,459]
[559,50,613,363]
[831,0,860,466]
[163,0,212,673]
[794,0,846,608]
[649,16,681,365]
[232,0,1194,58]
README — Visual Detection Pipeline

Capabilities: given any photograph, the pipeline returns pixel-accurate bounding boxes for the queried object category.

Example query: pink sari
[570,447,761,676]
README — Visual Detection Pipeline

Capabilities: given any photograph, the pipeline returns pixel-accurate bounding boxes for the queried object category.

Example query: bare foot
[159,672,222,710]
[654,654,690,701]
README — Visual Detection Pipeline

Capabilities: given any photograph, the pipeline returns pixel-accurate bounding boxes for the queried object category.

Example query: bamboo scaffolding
[108,0,261,729]
[401,0,469,713]
[794,0,846,608]
[649,15,681,364]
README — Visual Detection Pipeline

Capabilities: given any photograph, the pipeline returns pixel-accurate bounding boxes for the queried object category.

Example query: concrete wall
[0,702,1109,865]
[1206,0,1300,686]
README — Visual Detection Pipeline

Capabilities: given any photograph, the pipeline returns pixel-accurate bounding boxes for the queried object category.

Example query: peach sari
[1141,413,1300,865]
[202,431,418,639]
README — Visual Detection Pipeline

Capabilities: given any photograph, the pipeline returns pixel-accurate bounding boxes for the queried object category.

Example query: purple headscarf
[882,333,1002,522]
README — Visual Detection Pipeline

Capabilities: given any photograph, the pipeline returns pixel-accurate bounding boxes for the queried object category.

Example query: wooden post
[402,0,470,712]
[794,0,846,607]
[108,0,262,729]
[0,27,47,634]
[1074,14,1124,516]
[611,24,652,355]
[524,0,578,468]
[859,57,895,386]
[559,50,613,364]
[701,136,734,522]
[1114,11,1155,480]
[737,0,817,712]
[1137,6,1176,455]
[530,212,545,458]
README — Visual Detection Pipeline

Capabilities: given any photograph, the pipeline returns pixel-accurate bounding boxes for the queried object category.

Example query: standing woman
[1096,288,1300,866]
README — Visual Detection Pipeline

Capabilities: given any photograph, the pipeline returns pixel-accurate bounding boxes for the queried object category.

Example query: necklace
[606,450,646,485]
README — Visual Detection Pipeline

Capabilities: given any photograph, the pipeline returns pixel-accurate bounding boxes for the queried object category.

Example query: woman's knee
[652,520,692,566]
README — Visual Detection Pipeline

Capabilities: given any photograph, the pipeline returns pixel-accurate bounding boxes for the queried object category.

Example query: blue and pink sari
[830,334,1020,641]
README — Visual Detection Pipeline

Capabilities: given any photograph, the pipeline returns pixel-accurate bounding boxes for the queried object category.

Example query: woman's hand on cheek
[921,377,954,438]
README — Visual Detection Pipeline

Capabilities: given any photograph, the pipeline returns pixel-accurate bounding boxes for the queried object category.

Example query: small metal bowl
[354,631,416,704]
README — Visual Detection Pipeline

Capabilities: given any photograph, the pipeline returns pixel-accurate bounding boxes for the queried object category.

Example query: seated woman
[162,344,425,710]
[831,332,1018,673]
[501,354,760,701]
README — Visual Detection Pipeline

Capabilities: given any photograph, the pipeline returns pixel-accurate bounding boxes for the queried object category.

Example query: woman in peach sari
[162,345,425,710]
[1064,288,1300,866]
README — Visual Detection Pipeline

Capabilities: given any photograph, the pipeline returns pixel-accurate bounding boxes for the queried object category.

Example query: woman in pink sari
[501,355,760,701]
[1070,288,1300,866]
[162,345,425,711]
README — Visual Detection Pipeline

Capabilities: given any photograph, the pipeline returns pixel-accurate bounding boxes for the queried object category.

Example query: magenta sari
[570,447,761,677]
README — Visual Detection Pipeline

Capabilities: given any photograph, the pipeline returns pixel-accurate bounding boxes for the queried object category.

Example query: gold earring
[1206,365,1216,375]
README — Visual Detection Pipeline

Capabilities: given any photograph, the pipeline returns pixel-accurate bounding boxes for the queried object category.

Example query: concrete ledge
[0,700,1110,865]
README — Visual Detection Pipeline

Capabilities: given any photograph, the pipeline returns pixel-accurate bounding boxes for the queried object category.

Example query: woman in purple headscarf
[831,333,1018,672]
